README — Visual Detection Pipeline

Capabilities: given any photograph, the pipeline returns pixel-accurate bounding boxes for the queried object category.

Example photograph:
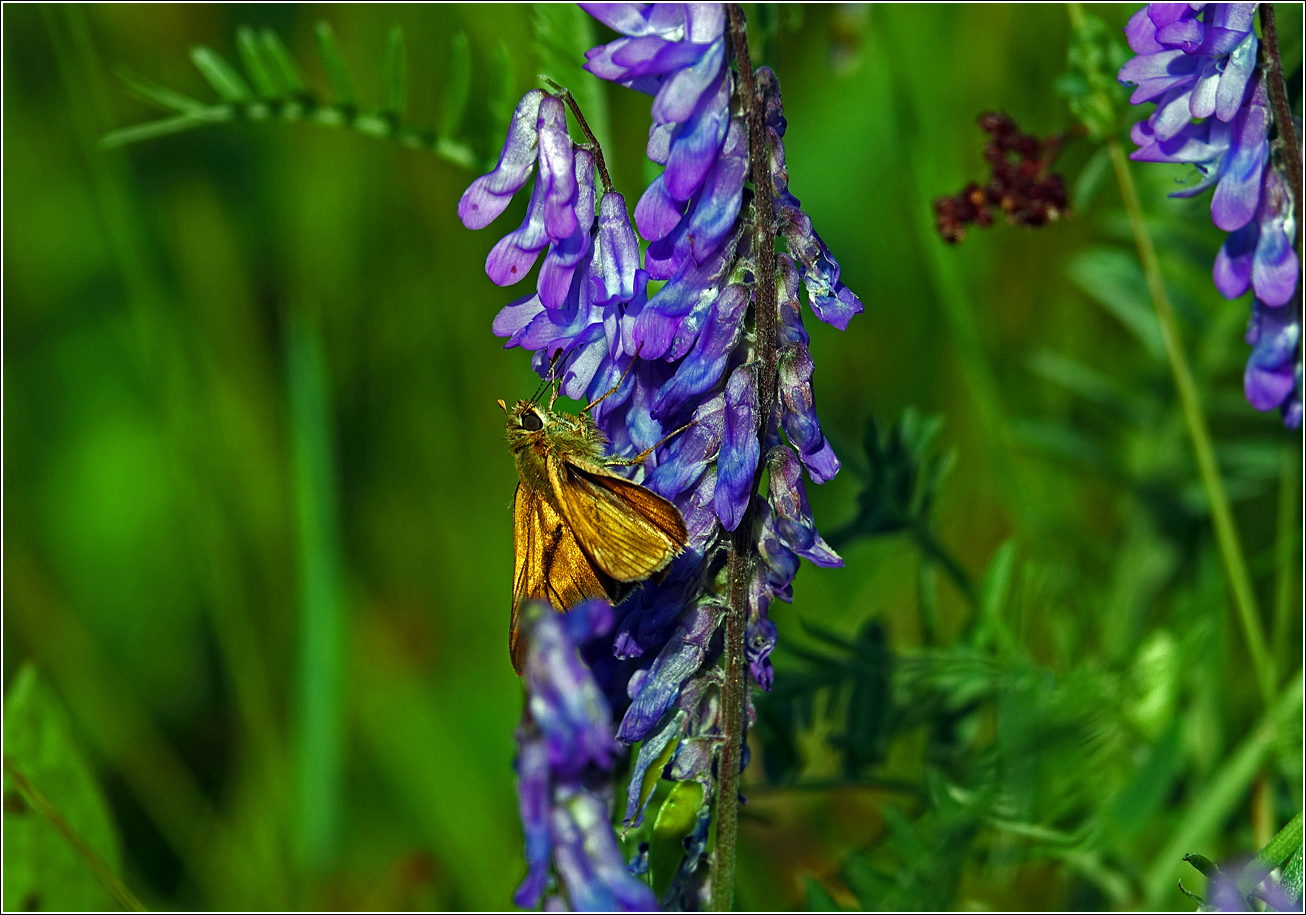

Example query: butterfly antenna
[531,351,565,404]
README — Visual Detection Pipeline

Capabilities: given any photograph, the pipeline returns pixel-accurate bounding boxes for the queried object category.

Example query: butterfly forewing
[509,482,617,673]
[548,456,689,582]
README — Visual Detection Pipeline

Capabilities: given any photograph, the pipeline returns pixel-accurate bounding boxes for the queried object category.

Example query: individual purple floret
[1245,297,1303,429]
[1119,3,1301,429]
[512,599,658,912]
[1214,164,1300,307]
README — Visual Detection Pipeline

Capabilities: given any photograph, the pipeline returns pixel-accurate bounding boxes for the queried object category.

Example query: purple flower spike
[715,364,760,531]
[594,193,640,305]
[767,446,842,568]
[646,393,726,499]
[458,89,545,229]
[1120,7,1300,427]
[778,342,840,483]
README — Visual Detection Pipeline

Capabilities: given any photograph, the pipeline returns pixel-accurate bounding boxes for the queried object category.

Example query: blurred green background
[3,3,1301,911]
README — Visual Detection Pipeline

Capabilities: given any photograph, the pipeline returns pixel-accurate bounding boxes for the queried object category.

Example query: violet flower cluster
[1118,3,1301,428]
[459,3,862,908]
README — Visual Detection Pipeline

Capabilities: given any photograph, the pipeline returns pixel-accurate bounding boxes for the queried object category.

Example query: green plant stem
[1240,811,1305,896]
[1274,447,1300,664]
[1259,5,1304,246]
[1144,668,1304,906]
[4,756,147,912]
[1106,137,1275,711]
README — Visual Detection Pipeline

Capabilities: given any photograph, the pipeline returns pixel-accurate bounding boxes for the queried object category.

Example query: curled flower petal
[486,176,552,286]
[537,96,579,241]
[593,192,640,305]
[458,89,545,229]
[522,600,620,781]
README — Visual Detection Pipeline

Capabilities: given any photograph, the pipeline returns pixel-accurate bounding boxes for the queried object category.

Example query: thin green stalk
[3,758,147,912]
[1105,138,1275,711]
[1274,448,1300,664]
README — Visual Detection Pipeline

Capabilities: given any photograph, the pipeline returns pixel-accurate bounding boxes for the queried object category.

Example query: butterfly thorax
[504,398,608,494]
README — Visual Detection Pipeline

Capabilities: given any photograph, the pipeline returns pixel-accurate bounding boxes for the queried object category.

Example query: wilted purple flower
[1119,4,1301,429]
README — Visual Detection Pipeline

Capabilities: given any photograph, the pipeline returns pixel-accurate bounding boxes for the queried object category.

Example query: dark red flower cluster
[934,112,1068,244]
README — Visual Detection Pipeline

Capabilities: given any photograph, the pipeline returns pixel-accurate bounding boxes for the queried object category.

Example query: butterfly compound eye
[521,411,543,432]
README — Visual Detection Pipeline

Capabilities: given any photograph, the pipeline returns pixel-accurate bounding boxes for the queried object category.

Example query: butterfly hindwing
[548,456,689,583]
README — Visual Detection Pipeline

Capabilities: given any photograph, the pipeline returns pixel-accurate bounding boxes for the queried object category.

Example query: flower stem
[1259,5,1303,247]
[712,6,776,911]
[1106,137,1276,711]
[545,80,614,194]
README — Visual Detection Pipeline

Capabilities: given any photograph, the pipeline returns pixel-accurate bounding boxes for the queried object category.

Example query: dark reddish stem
[1259,5,1303,250]
[713,5,778,911]
[545,78,614,193]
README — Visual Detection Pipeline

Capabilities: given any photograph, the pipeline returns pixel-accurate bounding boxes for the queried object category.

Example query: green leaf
[190,45,252,103]
[1183,853,1222,879]
[260,28,307,96]
[1280,840,1305,906]
[100,113,230,149]
[114,65,209,115]
[3,664,127,912]
[1066,248,1166,360]
[383,25,407,117]
[314,21,357,108]
[236,25,278,98]
[1238,811,1305,897]
[531,2,611,151]
[979,541,1016,623]
[440,31,471,139]
[650,780,703,897]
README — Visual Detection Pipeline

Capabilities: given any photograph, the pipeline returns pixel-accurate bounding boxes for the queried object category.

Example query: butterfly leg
[582,344,645,414]
[606,420,696,467]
